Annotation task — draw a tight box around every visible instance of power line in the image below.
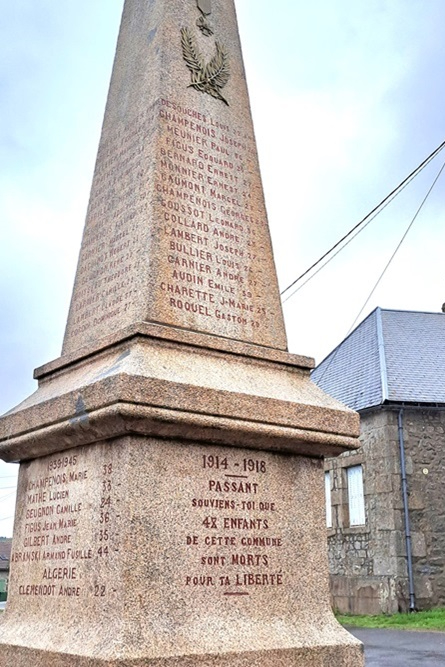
[348,157,445,334]
[281,139,445,301]
[314,156,445,385]
[282,195,399,303]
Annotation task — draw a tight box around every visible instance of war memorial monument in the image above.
[0,1,364,664]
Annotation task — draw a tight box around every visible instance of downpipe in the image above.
[398,408,416,612]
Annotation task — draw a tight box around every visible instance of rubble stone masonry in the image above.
[326,407,445,614]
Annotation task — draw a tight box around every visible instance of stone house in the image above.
[312,308,445,614]
[0,538,11,601]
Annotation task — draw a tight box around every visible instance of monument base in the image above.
[0,643,363,666]
[0,438,363,667]
[0,323,358,461]
[0,329,362,667]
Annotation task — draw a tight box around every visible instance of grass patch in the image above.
[337,608,445,631]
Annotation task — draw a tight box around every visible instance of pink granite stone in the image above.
[0,1,363,664]
[62,0,287,356]
[0,439,363,666]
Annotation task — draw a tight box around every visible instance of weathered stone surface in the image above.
[0,645,364,667]
[0,329,359,464]
[0,440,363,665]
[327,407,445,614]
[0,0,363,664]
[62,0,287,355]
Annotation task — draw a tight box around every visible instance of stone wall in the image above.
[325,407,445,613]
[326,410,408,614]
[403,408,445,609]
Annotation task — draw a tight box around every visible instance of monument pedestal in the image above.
[0,326,362,665]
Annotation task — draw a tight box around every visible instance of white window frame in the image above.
[325,471,332,528]
[347,465,365,526]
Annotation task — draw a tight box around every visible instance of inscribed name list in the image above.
[62,1,286,354]
[9,441,320,624]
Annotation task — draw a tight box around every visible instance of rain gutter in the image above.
[397,408,416,611]
[376,310,416,610]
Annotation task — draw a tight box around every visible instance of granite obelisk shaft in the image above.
[62,0,286,356]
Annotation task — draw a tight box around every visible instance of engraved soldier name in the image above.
[158,99,270,332]
[11,451,118,601]
[69,97,272,341]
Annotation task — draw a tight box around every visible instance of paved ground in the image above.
[347,627,445,666]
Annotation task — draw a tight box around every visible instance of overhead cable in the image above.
[348,157,445,333]
[281,139,445,302]
[315,157,445,386]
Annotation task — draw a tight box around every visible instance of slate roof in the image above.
[0,539,11,570]
[312,308,445,412]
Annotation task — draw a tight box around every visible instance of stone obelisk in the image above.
[0,1,364,665]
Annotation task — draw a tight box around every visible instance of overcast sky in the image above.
[1,0,445,536]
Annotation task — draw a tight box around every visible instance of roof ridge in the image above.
[376,307,389,402]
[380,308,445,316]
